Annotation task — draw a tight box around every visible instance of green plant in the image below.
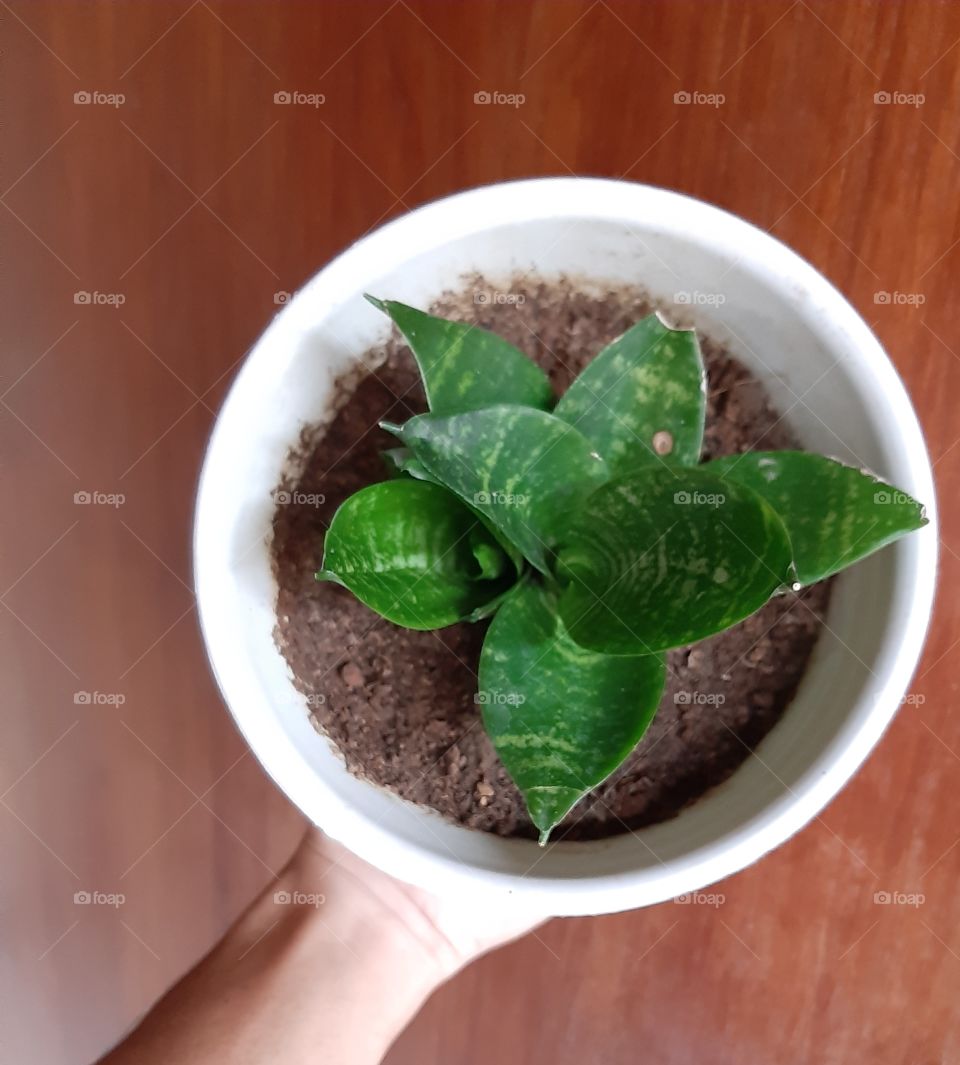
[317,296,928,843]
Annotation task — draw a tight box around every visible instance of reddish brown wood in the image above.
[2,2,959,1062]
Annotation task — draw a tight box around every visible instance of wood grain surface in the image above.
[2,2,959,1062]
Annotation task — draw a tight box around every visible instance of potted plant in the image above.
[311,296,926,844]
[195,179,938,914]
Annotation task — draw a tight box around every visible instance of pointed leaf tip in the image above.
[479,582,665,838]
[363,293,387,311]
[374,299,554,415]
[554,312,705,471]
[705,451,928,585]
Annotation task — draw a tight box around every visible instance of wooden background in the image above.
[3,2,959,1062]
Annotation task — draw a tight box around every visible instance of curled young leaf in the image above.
[382,447,431,480]
[317,480,513,630]
[381,445,525,577]
[705,451,928,586]
[554,313,705,470]
[479,581,666,843]
[366,296,554,414]
[387,405,610,574]
[556,467,794,654]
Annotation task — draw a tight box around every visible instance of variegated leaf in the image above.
[386,405,609,574]
[557,466,793,653]
[317,480,513,629]
[554,313,705,470]
[706,451,928,585]
[479,581,665,843]
[366,296,554,414]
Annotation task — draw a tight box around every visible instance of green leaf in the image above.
[381,446,433,481]
[470,525,506,580]
[318,480,513,630]
[554,313,705,470]
[387,405,610,574]
[380,445,526,577]
[705,451,928,585]
[556,467,794,654]
[478,581,666,843]
[366,296,554,414]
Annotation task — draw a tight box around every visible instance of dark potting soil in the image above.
[272,277,832,841]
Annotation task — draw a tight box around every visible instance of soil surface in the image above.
[272,277,832,841]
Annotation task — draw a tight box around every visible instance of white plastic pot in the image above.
[194,178,938,916]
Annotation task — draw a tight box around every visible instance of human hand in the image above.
[285,826,545,976]
[101,826,544,1065]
